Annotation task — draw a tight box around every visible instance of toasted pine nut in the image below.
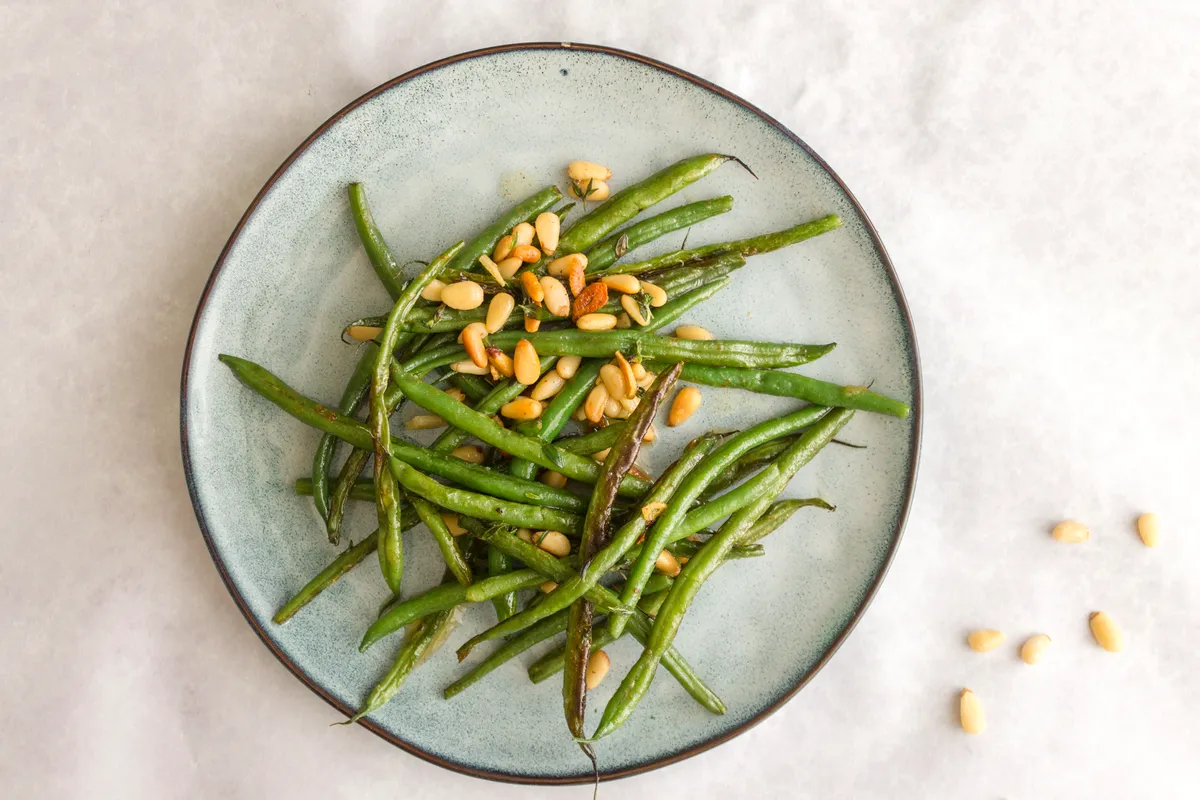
[604,396,624,419]
[600,274,641,294]
[621,294,649,326]
[571,179,610,201]
[535,530,571,558]
[486,292,515,334]
[514,339,541,385]
[631,361,647,380]
[458,322,488,368]
[450,359,489,375]
[1136,513,1161,547]
[640,281,667,307]
[618,395,639,414]
[675,324,713,340]
[451,445,485,464]
[616,311,632,329]
[1051,520,1090,543]
[654,549,682,577]
[547,252,587,278]
[572,406,588,422]
[487,347,515,378]
[567,261,587,297]
[407,414,446,430]
[585,650,611,690]
[643,424,657,443]
[585,384,609,424]
[567,161,612,182]
[493,234,515,262]
[489,366,501,382]
[421,279,447,302]
[441,513,467,536]
[496,257,523,280]
[500,396,543,421]
[520,271,543,305]
[524,315,540,333]
[540,276,571,317]
[959,689,984,734]
[967,630,1006,652]
[591,447,611,462]
[668,386,702,426]
[513,222,535,247]
[535,211,561,254]
[512,244,541,263]
[576,313,617,331]
[599,364,626,401]
[445,387,467,403]
[516,528,534,542]
[1021,634,1051,665]
[540,470,568,489]
[1089,611,1124,652]
[346,325,382,342]
[475,255,504,286]
[641,501,667,523]
[540,581,558,593]
[531,371,566,401]
[441,281,485,310]
[556,355,582,379]
[613,352,637,398]
[636,370,656,389]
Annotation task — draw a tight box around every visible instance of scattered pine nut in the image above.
[540,581,558,593]
[407,414,447,430]
[641,501,667,523]
[512,244,541,263]
[585,650,611,689]
[675,324,713,340]
[1021,634,1051,665]
[493,234,515,262]
[613,351,637,397]
[572,406,588,422]
[535,531,571,558]
[603,395,624,419]
[540,276,571,317]
[512,222,535,247]
[440,281,485,310]
[531,371,566,401]
[571,179,610,201]
[959,689,985,734]
[459,322,489,368]
[599,364,626,401]
[567,161,612,183]
[654,549,682,577]
[450,359,489,375]
[577,312,617,331]
[496,257,523,280]
[477,254,506,285]
[636,370,656,390]
[485,292,515,334]
[556,355,582,379]
[1136,513,1161,547]
[567,261,587,297]
[640,281,667,307]
[540,470,568,489]
[451,445,485,464]
[500,396,543,421]
[421,279,447,302]
[1089,611,1124,652]
[668,386,702,426]
[591,447,611,462]
[967,629,1006,652]
[520,271,544,305]
[444,387,467,403]
[486,347,515,378]
[1051,520,1090,543]
[616,311,632,329]
[516,528,534,542]
[535,211,561,254]
[513,339,541,385]
[346,325,382,342]
[572,282,609,318]
[548,252,587,278]
[585,384,609,424]
[441,513,467,536]
[643,423,657,443]
[631,361,647,380]
[600,274,641,294]
[621,293,649,326]
[618,394,639,414]
[523,315,540,333]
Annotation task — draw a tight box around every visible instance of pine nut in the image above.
[407,414,447,430]
[475,255,504,286]
[616,312,632,329]
[631,361,647,380]
[451,360,489,375]
[540,470,568,489]
[493,234,515,262]
[640,281,667,307]
[637,370,656,389]
[346,325,382,342]
[531,371,566,401]
[514,339,541,385]
[959,689,984,734]
[1136,513,1160,547]
[516,528,534,542]
[445,387,467,403]
[571,179,610,201]
[441,281,485,310]
[540,276,571,317]
[451,445,485,464]
[500,396,543,421]
[556,355,582,379]
[486,292,515,334]
[585,384,609,424]
[572,282,608,318]
[600,274,641,294]
[535,530,571,558]
[1089,611,1124,652]
[675,325,713,340]
[548,252,587,278]
[513,222,535,247]
[540,581,558,593]
[641,501,667,523]
[654,549,681,577]
[599,364,626,400]
[421,279,447,302]
[604,396,624,419]
[458,322,488,368]
[618,395,639,414]
[591,447,611,462]
[576,313,617,331]
[567,161,612,182]
[1051,520,1090,543]
[535,211,560,254]
[512,244,541,263]
[567,261,587,297]
[613,352,637,398]
[585,650,611,690]
[520,271,543,305]
[621,294,649,326]
[441,513,467,536]
[643,423,657,443]
[524,315,540,333]
[668,386,702,426]
[496,257,523,280]
[967,629,1006,652]
[486,347,515,378]
[1021,634,1051,665]
[489,366,501,382]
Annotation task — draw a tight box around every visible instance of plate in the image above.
[181,43,921,784]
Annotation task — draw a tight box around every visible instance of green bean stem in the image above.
[584,196,734,273]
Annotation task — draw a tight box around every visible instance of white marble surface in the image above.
[2,1,1198,797]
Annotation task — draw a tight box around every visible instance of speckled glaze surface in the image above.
[181,44,920,784]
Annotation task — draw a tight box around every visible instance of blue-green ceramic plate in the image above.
[181,43,921,784]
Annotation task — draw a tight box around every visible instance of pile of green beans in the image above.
[218,153,911,747]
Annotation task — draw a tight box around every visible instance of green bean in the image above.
[556,423,626,455]
[698,436,797,502]
[385,370,652,497]
[429,356,557,453]
[610,405,830,639]
[593,214,842,277]
[584,196,734,272]
[638,589,670,616]
[528,627,617,684]
[310,343,377,533]
[449,373,492,402]
[645,362,910,419]
[326,448,371,544]
[487,547,517,622]
[347,183,405,300]
[444,609,572,699]
[557,154,743,254]
[443,186,562,274]
[594,409,854,739]
[667,539,765,561]
[742,498,834,544]
[409,495,473,587]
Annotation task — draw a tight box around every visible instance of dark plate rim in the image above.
[179,41,923,786]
